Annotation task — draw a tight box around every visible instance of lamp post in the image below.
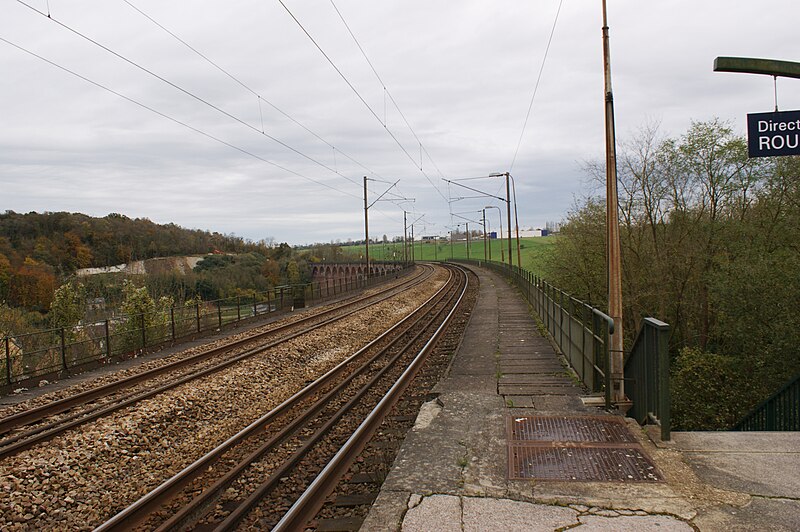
[485,215,492,261]
[509,174,522,269]
[602,0,624,403]
[489,172,514,270]
[485,205,504,263]
[363,176,370,276]
[403,211,408,264]
[482,209,488,261]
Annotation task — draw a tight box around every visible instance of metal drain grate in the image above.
[508,444,663,481]
[506,415,663,482]
[509,415,636,443]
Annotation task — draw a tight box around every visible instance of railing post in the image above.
[105,319,111,358]
[60,327,68,371]
[140,314,147,349]
[604,318,612,408]
[5,336,12,385]
[658,323,671,441]
[567,297,574,370]
[217,300,223,329]
[170,308,176,341]
[253,292,258,316]
[236,296,241,322]
[196,304,201,333]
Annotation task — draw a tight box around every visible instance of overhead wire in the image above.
[14,0,362,190]
[328,0,448,182]
[276,0,449,202]
[0,35,360,201]
[120,0,386,185]
[509,0,565,172]
[328,0,451,186]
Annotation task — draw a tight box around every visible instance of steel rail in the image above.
[273,264,469,531]
[158,268,460,531]
[0,265,429,436]
[213,267,466,531]
[93,265,456,532]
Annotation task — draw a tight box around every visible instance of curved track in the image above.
[94,263,469,532]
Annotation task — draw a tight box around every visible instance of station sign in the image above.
[747,110,800,158]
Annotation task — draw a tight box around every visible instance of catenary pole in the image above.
[602,0,624,403]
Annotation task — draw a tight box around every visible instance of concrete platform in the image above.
[360,265,800,531]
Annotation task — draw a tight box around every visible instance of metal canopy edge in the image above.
[714,57,800,79]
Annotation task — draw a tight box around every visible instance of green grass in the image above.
[341,236,557,275]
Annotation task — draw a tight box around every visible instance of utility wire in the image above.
[0,36,360,201]
[277,0,449,202]
[328,0,450,186]
[15,0,359,189]
[121,0,385,185]
[509,0,565,171]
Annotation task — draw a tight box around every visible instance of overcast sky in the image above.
[2,0,798,245]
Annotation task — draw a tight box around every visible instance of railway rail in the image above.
[94,263,469,531]
[0,265,432,459]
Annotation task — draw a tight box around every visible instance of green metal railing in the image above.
[625,318,671,441]
[1,264,408,391]
[734,373,800,431]
[453,259,615,407]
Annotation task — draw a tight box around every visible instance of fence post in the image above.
[237,296,241,322]
[170,308,176,341]
[105,319,111,358]
[658,325,671,441]
[567,297,574,369]
[217,300,223,329]
[604,317,612,408]
[196,304,201,333]
[253,292,258,316]
[140,314,147,350]
[60,327,68,371]
[5,337,11,385]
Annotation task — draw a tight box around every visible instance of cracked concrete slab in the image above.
[462,497,578,531]
[578,513,694,530]
[401,494,461,532]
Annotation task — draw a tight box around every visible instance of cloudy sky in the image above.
[2,0,798,244]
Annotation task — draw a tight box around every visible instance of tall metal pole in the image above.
[411,224,415,262]
[511,175,522,269]
[450,230,454,259]
[487,218,492,261]
[602,0,624,403]
[482,209,488,261]
[403,211,408,264]
[466,222,470,260]
[363,176,370,277]
[505,173,513,269]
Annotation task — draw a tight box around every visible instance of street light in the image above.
[484,205,504,263]
[482,209,488,261]
[489,173,513,269]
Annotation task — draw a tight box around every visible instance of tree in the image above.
[50,282,87,331]
[544,119,798,429]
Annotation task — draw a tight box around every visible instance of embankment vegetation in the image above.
[542,119,800,429]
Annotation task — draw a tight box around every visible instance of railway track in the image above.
[0,265,432,459]
[93,263,470,531]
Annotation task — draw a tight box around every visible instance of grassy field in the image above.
[340,236,556,276]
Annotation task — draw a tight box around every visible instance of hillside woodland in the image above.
[543,119,800,429]
[0,211,319,334]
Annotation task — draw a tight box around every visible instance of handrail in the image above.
[452,259,615,408]
[625,317,671,441]
[734,373,800,431]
